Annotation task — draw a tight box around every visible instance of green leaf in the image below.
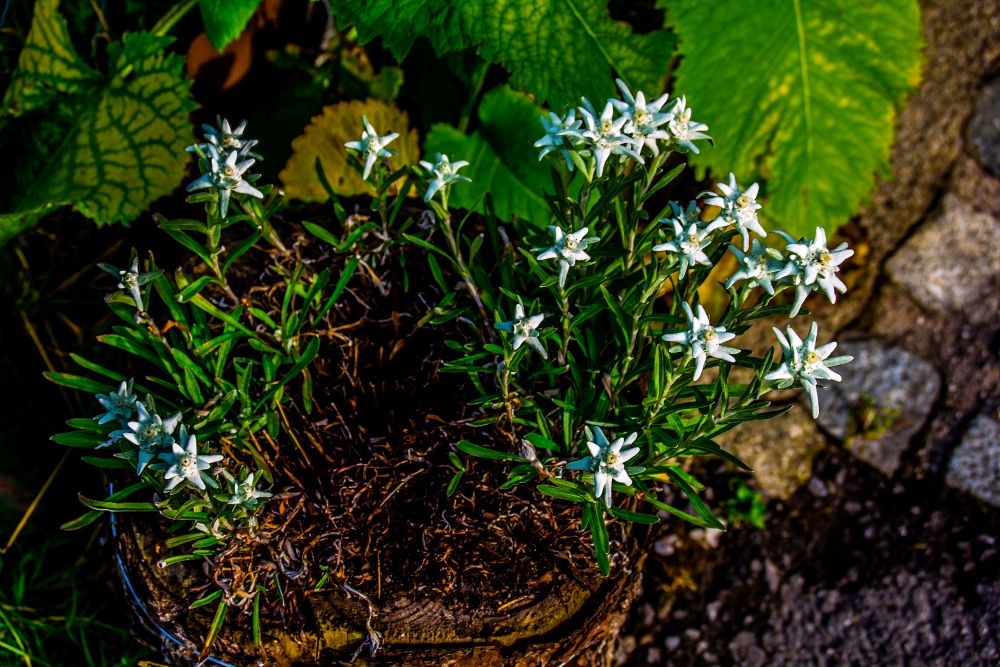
[668,0,922,237]
[0,0,196,243]
[43,372,111,394]
[199,0,262,51]
[455,440,524,462]
[607,506,660,524]
[424,86,549,224]
[333,0,675,107]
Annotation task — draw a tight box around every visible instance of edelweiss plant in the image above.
[49,78,855,656]
[395,78,854,573]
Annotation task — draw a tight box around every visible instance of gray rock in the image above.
[885,193,1000,324]
[967,76,1000,176]
[816,339,940,476]
[946,414,1000,507]
[716,404,826,500]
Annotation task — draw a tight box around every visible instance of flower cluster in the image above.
[94,379,271,515]
[534,79,710,177]
[535,225,601,288]
[765,323,853,418]
[98,255,162,315]
[187,118,264,218]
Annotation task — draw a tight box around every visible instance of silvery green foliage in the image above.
[566,426,641,506]
[495,303,547,359]
[661,302,740,381]
[773,227,855,316]
[344,115,399,180]
[419,153,471,203]
[703,172,766,251]
[535,225,600,288]
[764,322,853,418]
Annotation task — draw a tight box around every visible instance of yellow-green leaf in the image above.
[0,0,196,244]
[279,98,420,201]
[668,0,923,237]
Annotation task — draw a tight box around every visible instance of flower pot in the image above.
[106,227,654,665]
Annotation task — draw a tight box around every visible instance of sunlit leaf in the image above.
[0,0,196,244]
[668,0,923,237]
[280,98,420,201]
[199,0,262,51]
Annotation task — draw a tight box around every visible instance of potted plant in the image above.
[51,79,853,665]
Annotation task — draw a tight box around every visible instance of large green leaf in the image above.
[332,0,676,108]
[0,0,196,244]
[199,0,262,51]
[667,0,923,237]
[424,86,549,225]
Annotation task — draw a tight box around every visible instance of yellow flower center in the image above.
[634,110,648,124]
[223,165,237,178]
[703,329,717,342]
[600,119,613,134]
[605,452,619,466]
[805,351,821,366]
[221,133,235,146]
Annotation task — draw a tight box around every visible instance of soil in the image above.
[116,218,653,665]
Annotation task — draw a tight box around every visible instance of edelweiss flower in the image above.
[188,117,258,159]
[161,426,223,492]
[665,96,710,154]
[579,99,642,177]
[764,322,852,418]
[535,225,600,288]
[227,471,273,510]
[610,79,672,155]
[95,379,136,425]
[773,227,854,316]
[186,144,263,218]
[123,402,182,474]
[99,256,162,313]
[661,302,739,381]
[725,239,785,295]
[652,219,712,279]
[534,109,584,170]
[494,303,547,359]
[704,173,766,251]
[419,153,471,203]
[344,115,399,180]
[566,426,641,506]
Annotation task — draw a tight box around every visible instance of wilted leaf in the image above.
[280,99,420,201]
[332,0,675,108]
[0,0,196,244]
[668,0,923,237]
[199,0,262,51]
[424,86,549,225]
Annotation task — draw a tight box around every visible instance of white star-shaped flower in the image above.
[661,302,739,381]
[773,227,855,316]
[494,303,547,359]
[344,115,399,180]
[764,322,852,418]
[566,426,642,507]
[704,173,766,251]
[535,225,600,288]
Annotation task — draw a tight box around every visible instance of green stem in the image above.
[152,0,197,37]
